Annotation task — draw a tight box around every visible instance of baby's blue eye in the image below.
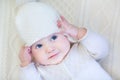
[36,44,42,48]
[51,35,57,40]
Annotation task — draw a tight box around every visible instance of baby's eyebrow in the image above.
[49,33,57,37]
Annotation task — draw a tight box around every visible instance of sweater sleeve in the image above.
[20,62,42,80]
[80,29,109,61]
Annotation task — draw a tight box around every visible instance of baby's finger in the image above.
[57,20,61,28]
[60,16,66,21]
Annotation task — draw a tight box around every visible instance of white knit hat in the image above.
[16,2,60,46]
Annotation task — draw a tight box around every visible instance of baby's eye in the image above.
[36,44,42,48]
[51,35,57,41]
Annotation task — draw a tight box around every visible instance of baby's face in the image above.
[31,33,70,66]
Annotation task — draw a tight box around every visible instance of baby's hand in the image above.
[19,46,32,67]
[57,16,87,40]
[57,16,79,39]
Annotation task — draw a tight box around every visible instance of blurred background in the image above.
[0,0,120,80]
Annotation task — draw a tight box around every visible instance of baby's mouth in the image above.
[48,53,59,59]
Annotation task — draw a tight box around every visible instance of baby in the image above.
[16,2,112,80]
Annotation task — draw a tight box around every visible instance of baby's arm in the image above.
[19,46,42,80]
[80,30,109,61]
[20,63,42,80]
[58,16,109,60]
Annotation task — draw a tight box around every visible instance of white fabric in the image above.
[16,2,60,46]
[20,63,42,80]
[20,30,112,80]
[80,29,109,61]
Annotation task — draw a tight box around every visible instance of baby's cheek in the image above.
[35,55,45,63]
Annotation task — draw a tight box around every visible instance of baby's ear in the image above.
[29,46,32,55]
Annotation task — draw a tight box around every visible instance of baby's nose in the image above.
[46,44,55,53]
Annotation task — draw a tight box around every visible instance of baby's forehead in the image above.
[47,32,62,37]
[46,31,64,37]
